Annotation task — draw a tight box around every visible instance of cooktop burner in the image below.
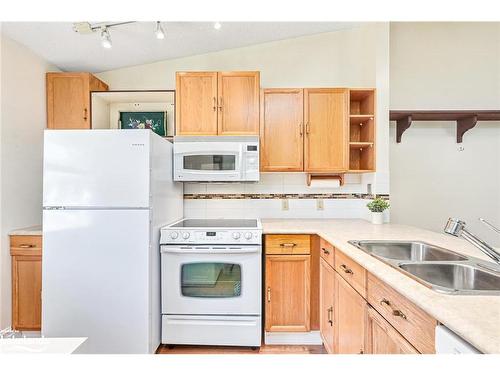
[171,219,259,228]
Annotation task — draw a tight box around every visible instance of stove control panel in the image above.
[161,229,262,245]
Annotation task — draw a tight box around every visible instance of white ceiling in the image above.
[1,22,360,72]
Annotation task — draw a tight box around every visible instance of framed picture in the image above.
[119,111,167,137]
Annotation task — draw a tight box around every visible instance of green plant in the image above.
[367,197,390,213]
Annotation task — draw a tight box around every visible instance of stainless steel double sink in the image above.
[348,240,500,295]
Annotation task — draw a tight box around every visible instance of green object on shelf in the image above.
[119,111,166,137]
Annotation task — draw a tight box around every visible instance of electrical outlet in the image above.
[281,199,289,211]
[316,199,324,211]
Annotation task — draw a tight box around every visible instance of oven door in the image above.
[161,245,261,315]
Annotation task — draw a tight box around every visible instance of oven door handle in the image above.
[161,247,261,255]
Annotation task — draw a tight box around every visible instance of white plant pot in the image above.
[371,212,384,225]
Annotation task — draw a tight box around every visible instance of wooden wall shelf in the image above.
[390,110,500,143]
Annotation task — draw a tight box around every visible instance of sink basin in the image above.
[399,263,500,294]
[349,240,468,262]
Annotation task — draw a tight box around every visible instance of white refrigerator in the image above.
[41,129,183,354]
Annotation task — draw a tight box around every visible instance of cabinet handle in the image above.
[327,306,333,326]
[305,122,310,135]
[83,108,88,120]
[299,123,303,136]
[19,244,35,248]
[380,298,407,320]
[340,264,353,274]
[267,287,271,302]
[279,243,297,248]
[218,96,223,111]
[213,97,217,111]
[321,247,330,255]
[359,349,364,354]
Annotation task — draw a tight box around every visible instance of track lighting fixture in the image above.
[214,22,222,30]
[155,21,165,39]
[100,27,112,49]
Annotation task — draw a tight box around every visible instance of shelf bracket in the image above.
[456,115,478,143]
[396,115,412,143]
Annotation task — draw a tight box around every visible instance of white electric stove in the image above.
[160,219,262,347]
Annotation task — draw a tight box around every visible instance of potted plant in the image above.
[367,197,390,225]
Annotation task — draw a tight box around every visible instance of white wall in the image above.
[0,32,60,329]
[98,24,391,219]
[389,22,500,246]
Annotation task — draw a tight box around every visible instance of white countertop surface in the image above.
[261,219,500,354]
[9,225,42,236]
[0,337,86,354]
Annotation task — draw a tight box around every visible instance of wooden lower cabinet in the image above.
[335,272,366,354]
[319,258,335,353]
[10,235,42,331]
[265,255,310,332]
[365,306,419,354]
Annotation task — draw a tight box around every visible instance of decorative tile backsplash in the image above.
[183,173,390,221]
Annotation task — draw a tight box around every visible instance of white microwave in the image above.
[173,136,260,182]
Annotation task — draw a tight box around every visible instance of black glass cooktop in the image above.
[171,219,259,228]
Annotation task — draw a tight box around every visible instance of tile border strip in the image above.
[184,193,390,200]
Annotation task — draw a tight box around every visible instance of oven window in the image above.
[181,263,241,298]
[183,155,236,171]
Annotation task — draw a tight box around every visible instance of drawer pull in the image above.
[327,306,333,326]
[19,244,35,248]
[322,247,330,255]
[380,298,407,320]
[267,287,271,302]
[279,243,297,248]
[340,264,353,274]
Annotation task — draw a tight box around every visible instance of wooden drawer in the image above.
[10,235,42,256]
[367,273,437,354]
[265,234,310,255]
[334,249,366,297]
[319,237,335,268]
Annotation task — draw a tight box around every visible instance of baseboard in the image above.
[264,331,322,345]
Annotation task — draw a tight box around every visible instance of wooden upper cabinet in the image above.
[265,255,310,332]
[218,72,260,135]
[175,71,260,136]
[366,306,419,354]
[46,72,108,129]
[304,88,349,172]
[260,89,304,171]
[175,72,218,135]
[335,272,366,354]
[319,258,335,354]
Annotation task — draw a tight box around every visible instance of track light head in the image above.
[214,22,222,30]
[101,27,112,49]
[155,21,165,40]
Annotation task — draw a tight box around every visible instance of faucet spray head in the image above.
[444,218,466,237]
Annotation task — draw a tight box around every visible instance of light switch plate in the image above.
[281,199,289,211]
[316,199,324,211]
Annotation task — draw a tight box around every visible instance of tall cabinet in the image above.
[175,71,260,136]
[46,72,108,129]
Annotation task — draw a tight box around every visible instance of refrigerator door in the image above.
[42,209,152,354]
[43,130,150,208]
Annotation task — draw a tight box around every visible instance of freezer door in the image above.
[43,130,150,208]
[42,209,154,354]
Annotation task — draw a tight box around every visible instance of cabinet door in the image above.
[335,272,366,354]
[319,258,335,353]
[365,307,419,354]
[217,72,260,135]
[175,72,218,135]
[12,256,42,330]
[260,89,304,171]
[47,73,91,129]
[265,255,310,332]
[304,88,348,172]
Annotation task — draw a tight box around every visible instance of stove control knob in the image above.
[244,232,253,240]
[170,231,179,239]
[232,232,241,240]
[182,232,190,239]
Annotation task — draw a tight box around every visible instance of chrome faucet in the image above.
[444,218,500,264]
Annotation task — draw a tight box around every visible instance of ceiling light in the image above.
[155,21,165,40]
[101,27,112,49]
[214,22,222,30]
